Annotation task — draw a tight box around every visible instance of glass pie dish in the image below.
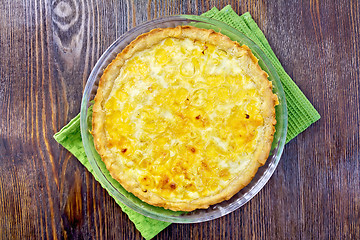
[80,15,288,223]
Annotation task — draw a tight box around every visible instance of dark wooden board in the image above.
[0,0,359,239]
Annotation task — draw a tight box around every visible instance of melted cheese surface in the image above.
[103,38,264,201]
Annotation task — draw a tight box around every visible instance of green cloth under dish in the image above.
[54,6,320,240]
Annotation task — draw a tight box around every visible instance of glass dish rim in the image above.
[80,15,288,223]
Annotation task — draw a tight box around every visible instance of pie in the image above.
[92,26,278,211]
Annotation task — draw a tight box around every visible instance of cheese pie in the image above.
[92,26,278,211]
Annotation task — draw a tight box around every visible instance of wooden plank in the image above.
[0,0,358,239]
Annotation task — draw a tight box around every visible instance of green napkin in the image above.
[54,6,320,240]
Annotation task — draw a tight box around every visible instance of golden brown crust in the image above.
[92,26,277,211]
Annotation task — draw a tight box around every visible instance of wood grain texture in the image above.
[0,0,359,239]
